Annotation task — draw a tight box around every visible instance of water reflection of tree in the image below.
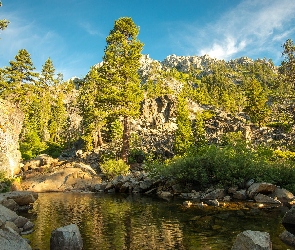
[26,193,186,250]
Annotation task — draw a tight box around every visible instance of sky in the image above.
[0,0,295,80]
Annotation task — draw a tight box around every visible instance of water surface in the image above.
[23,192,293,250]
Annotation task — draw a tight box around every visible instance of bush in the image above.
[0,171,13,193]
[100,159,130,179]
[147,142,295,193]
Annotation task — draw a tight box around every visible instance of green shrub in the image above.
[100,159,130,179]
[148,143,295,193]
[0,171,13,193]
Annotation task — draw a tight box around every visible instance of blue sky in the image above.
[1,0,295,80]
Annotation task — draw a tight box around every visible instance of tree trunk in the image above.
[121,116,130,163]
[97,127,103,146]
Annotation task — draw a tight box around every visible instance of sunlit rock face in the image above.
[0,99,24,177]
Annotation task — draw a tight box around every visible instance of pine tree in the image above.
[98,17,144,162]
[244,78,270,126]
[4,49,38,103]
[174,92,194,155]
[78,67,107,151]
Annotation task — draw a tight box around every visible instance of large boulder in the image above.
[0,99,24,177]
[0,229,31,250]
[0,191,38,206]
[247,183,276,199]
[50,224,83,250]
[231,230,272,250]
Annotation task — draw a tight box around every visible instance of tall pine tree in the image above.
[98,17,144,162]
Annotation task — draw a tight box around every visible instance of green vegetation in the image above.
[145,138,295,193]
[100,159,130,179]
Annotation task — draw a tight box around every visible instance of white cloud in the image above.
[173,0,295,62]
[79,21,104,37]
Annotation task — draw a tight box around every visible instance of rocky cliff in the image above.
[0,99,24,177]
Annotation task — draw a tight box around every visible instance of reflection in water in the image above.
[23,192,290,250]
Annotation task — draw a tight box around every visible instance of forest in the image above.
[1,13,295,192]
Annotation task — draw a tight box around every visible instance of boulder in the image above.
[202,189,226,200]
[270,187,294,204]
[0,229,32,250]
[50,224,83,250]
[279,230,295,247]
[282,206,295,235]
[247,183,276,199]
[231,230,272,250]
[0,204,19,222]
[254,194,281,204]
[232,190,247,200]
[0,191,38,206]
[2,198,19,211]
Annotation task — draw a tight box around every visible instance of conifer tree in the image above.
[4,49,38,102]
[174,92,194,155]
[244,78,270,126]
[98,17,144,162]
[280,39,295,91]
[78,67,107,151]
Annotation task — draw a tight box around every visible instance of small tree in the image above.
[244,78,270,126]
[174,92,194,155]
[98,17,144,162]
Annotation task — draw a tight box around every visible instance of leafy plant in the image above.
[100,159,130,179]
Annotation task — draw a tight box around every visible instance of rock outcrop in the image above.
[0,99,24,177]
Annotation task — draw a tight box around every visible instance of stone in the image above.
[23,220,34,232]
[282,206,295,235]
[204,199,219,206]
[231,230,272,250]
[233,190,247,200]
[0,228,32,250]
[157,191,173,198]
[202,189,226,200]
[270,187,294,203]
[254,193,281,204]
[2,198,19,211]
[13,216,29,228]
[0,191,37,206]
[3,220,21,234]
[139,179,153,191]
[0,204,19,222]
[50,224,83,250]
[247,183,276,199]
[279,230,295,247]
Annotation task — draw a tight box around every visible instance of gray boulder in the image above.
[0,204,19,222]
[270,187,294,204]
[0,229,31,250]
[202,188,226,200]
[231,230,272,250]
[50,224,83,250]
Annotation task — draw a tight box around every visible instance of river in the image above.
[22,192,292,249]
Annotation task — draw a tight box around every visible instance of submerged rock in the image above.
[231,230,272,250]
